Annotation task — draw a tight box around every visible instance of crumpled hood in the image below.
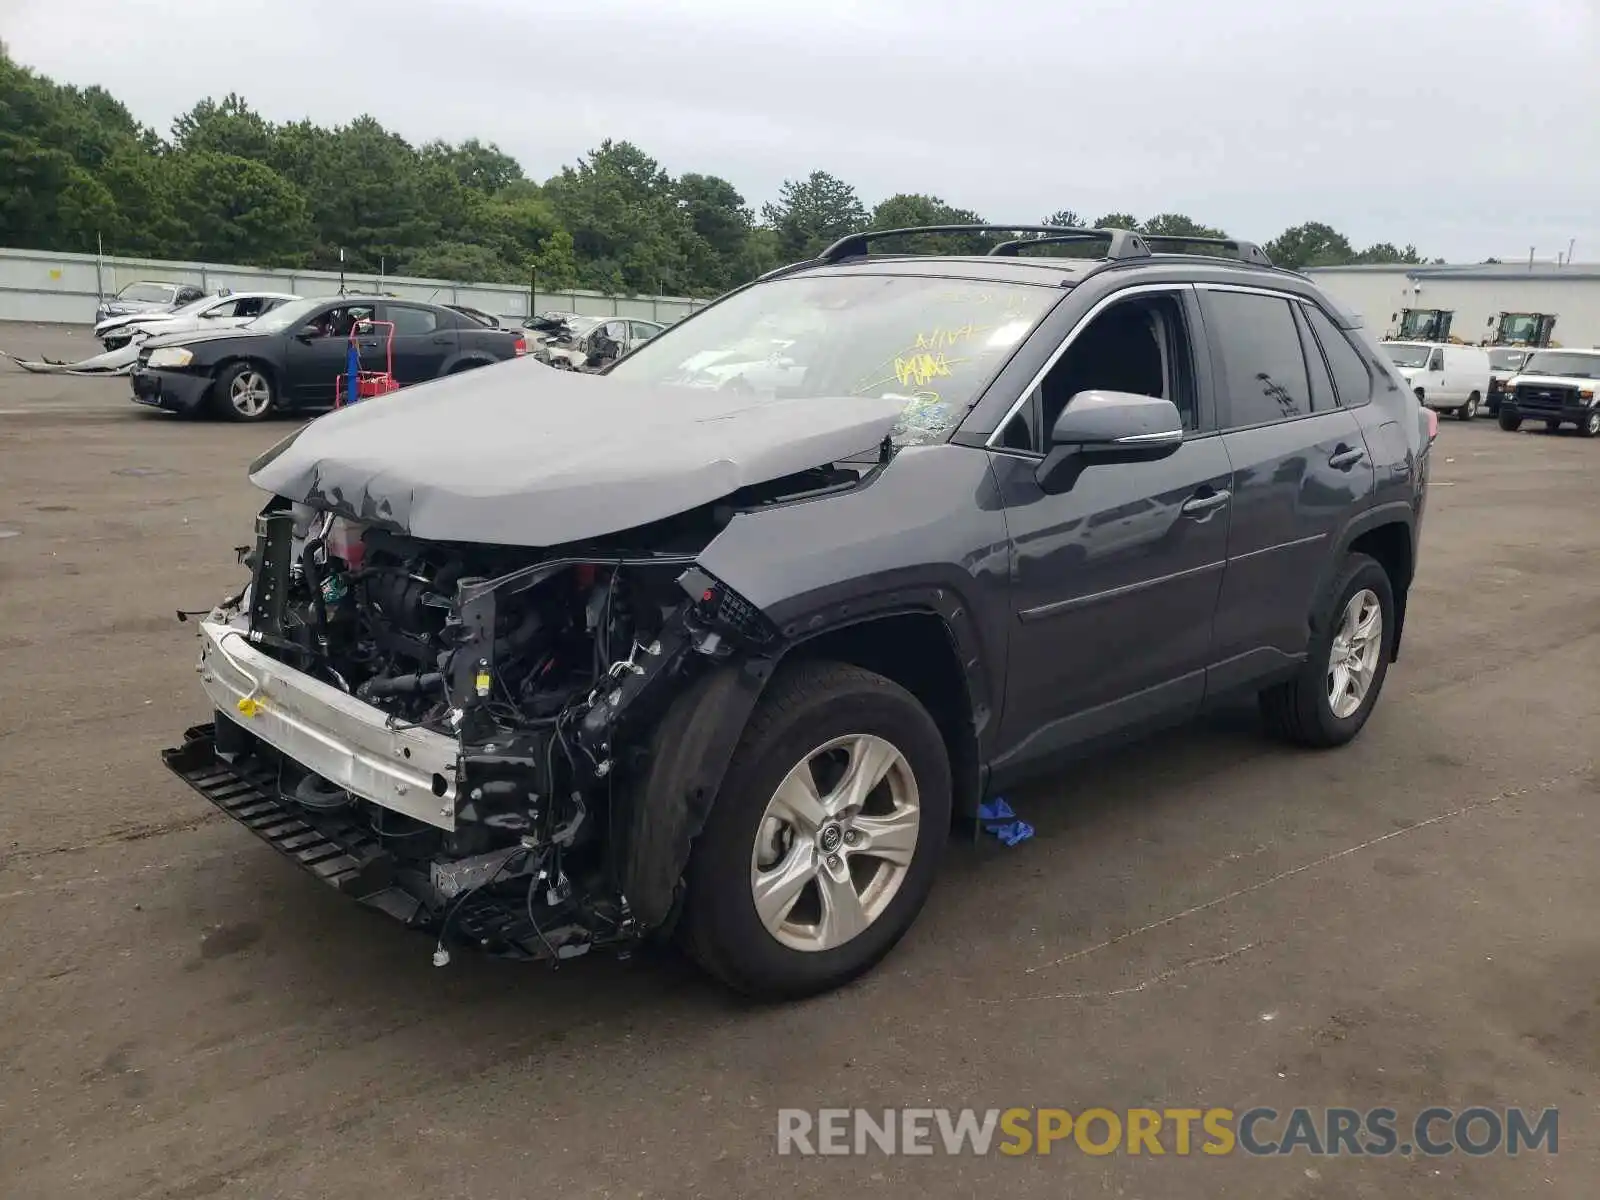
[248,358,903,546]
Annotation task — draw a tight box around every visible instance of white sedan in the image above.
[95,291,300,350]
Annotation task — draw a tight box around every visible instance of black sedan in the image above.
[130,296,527,421]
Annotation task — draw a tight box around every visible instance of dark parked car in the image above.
[446,303,501,328]
[163,225,1433,998]
[130,295,527,421]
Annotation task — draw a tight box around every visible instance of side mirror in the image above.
[1036,390,1183,494]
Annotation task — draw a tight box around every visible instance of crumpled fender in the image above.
[615,658,772,930]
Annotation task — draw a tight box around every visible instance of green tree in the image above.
[676,172,753,291]
[867,193,989,253]
[420,137,524,194]
[1091,212,1142,231]
[544,140,693,293]
[761,170,867,258]
[294,117,437,271]
[531,228,580,291]
[1264,222,1355,270]
[1043,209,1083,228]
[732,225,786,280]
[98,147,183,255]
[170,152,312,265]
[171,94,274,161]
[402,240,517,283]
[1353,241,1425,265]
[1142,213,1227,239]
[0,52,1448,298]
[0,134,116,250]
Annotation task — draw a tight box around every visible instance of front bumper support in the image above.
[164,724,581,959]
[196,616,460,830]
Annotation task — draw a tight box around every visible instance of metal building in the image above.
[1305,262,1600,348]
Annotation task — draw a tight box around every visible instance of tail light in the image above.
[513,334,527,357]
[1424,408,1438,442]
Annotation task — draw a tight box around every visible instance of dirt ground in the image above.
[0,321,1596,1200]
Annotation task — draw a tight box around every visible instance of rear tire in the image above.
[1458,392,1478,421]
[1259,553,1395,749]
[681,662,951,1000]
[1498,411,1522,432]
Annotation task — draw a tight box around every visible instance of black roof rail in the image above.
[818,224,1153,264]
[987,233,1145,257]
[1140,235,1273,266]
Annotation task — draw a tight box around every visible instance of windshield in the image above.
[246,297,327,333]
[1383,344,1434,369]
[116,282,174,304]
[606,274,1060,445]
[1488,349,1527,372]
[164,295,218,318]
[1522,351,1600,379]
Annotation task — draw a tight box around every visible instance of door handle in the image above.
[1181,488,1231,516]
[359,339,380,349]
[431,335,451,344]
[1329,445,1366,470]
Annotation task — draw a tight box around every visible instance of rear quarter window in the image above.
[1302,304,1378,408]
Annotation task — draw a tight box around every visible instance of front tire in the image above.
[1498,410,1522,432]
[1259,553,1395,749]
[212,362,276,422]
[682,662,952,999]
[1580,410,1600,438]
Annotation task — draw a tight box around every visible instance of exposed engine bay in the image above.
[176,459,870,966]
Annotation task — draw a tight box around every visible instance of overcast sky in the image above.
[6,0,1598,262]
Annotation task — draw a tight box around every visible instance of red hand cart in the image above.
[334,319,401,408]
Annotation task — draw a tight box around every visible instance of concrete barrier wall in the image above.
[0,246,707,326]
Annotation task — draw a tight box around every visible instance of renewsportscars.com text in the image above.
[776,1106,1559,1158]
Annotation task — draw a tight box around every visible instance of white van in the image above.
[1381,341,1492,421]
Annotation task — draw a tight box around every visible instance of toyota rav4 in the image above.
[164,225,1433,999]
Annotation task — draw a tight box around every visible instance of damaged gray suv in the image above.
[166,225,1433,999]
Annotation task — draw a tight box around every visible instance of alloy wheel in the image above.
[229,370,272,418]
[749,733,920,953]
[1328,589,1383,719]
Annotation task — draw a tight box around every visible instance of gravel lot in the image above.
[1,321,1596,1200]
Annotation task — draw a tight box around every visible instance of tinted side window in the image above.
[387,306,439,335]
[1302,305,1375,407]
[1293,304,1336,412]
[1205,291,1311,427]
[997,289,1199,452]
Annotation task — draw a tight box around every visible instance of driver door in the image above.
[989,285,1232,770]
[283,303,375,406]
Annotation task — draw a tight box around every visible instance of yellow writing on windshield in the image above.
[894,352,956,388]
[916,325,982,350]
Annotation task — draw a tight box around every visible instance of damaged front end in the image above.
[166,495,796,964]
